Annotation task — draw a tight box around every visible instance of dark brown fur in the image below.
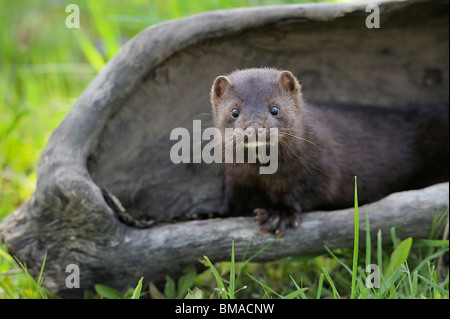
[211,68,449,235]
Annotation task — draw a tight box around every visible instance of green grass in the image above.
[178,179,448,300]
[147,215,448,300]
[149,179,449,300]
[0,0,448,299]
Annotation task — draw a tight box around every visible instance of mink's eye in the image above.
[231,108,240,118]
[270,106,279,116]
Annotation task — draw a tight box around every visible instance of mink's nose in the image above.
[245,125,264,139]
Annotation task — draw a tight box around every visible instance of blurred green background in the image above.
[0,0,344,220]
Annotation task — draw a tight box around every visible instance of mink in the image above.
[210,68,449,235]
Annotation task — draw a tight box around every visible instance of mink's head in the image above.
[211,68,303,136]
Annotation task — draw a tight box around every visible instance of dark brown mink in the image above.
[210,67,449,235]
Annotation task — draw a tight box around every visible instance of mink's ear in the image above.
[211,76,231,100]
[277,70,300,94]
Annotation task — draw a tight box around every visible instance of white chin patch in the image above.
[244,141,267,148]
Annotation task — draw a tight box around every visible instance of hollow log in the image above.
[1,183,448,298]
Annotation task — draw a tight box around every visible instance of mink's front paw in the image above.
[253,208,301,236]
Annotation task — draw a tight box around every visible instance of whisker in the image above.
[192,138,219,163]
[278,130,326,152]
[277,138,313,175]
[192,112,212,119]
[302,108,318,116]
[279,126,320,138]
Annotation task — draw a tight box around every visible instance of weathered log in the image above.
[1,183,448,298]
[0,0,448,298]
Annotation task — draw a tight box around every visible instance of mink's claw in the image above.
[254,208,269,225]
[253,208,301,236]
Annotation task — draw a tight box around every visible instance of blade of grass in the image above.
[241,237,253,262]
[412,271,418,297]
[164,275,176,298]
[0,244,14,262]
[86,1,120,60]
[412,246,449,274]
[176,265,196,299]
[237,236,279,281]
[390,226,400,249]
[322,267,340,299]
[283,288,308,299]
[289,275,308,299]
[35,252,47,299]
[324,246,352,276]
[377,229,383,272]
[429,207,449,239]
[388,268,405,299]
[385,237,413,278]
[412,239,449,248]
[14,255,47,299]
[149,282,166,299]
[316,273,324,299]
[73,28,106,73]
[379,266,403,299]
[247,273,283,298]
[365,211,371,268]
[358,279,367,299]
[403,261,414,297]
[131,277,143,299]
[350,176,359,299]
[229,240,235,299]
[95,284,122,299]
[203,255,228,299]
